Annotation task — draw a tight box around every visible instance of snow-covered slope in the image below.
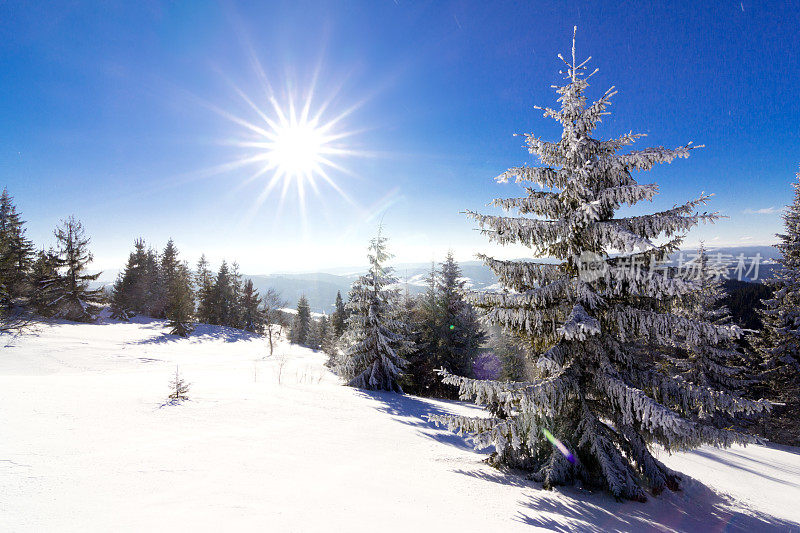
[2,319,799,532]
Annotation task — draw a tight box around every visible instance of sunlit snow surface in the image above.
[2,317,799,532]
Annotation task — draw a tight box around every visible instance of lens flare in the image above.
[542,428,576,464]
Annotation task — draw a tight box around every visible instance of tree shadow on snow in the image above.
[509,472,800,532]
[134,323,261,345]
[446,451,800,531]
[689,448,800,488]
[354,390,491,453]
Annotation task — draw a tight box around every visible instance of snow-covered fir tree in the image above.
[48,216,104,322]
[340,229,412,392]
[430,31,769,501]
[672,244,752,396]
[752,168,800,445]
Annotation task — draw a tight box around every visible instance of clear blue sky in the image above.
[1,1,798,273]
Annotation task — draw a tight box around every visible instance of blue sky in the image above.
[1,1,798,273]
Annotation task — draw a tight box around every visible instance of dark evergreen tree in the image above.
[331,290,346,337]
[403,256,487,398]
[436,252,487,394]
[29,248,61,318]
[109,239,152,319]
[49,216,104,322]
[206,261,234,326]
[229,262,245,329]
[194,254,214,324]
[240,279,263,333]
[159,240,194,337]
[290,295,312,346]
[143,247,163,318]
[308,314,329,351]
[0,189,34,309]
[403,264,440,395]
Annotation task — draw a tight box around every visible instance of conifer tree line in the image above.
[111,240,290,338]
[1,189,104,329]
[288,290,347,357]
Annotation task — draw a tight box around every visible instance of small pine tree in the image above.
[49,217,104,322]
[752,168,800,445]
[167,366,190,403]
[341,229,412,392]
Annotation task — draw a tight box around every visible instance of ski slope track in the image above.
[2,318,799,532]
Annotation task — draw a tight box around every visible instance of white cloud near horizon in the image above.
[743,206,783,215]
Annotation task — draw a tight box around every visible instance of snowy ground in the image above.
[2,318,800,532]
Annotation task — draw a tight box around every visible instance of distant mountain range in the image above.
[94,245,781,314]
[247,245,782,313]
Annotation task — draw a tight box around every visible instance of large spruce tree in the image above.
[752,169,800,445]
[430,32,768,501]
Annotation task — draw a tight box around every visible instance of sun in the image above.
[202,69,370,226]
[268,121,325,178]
